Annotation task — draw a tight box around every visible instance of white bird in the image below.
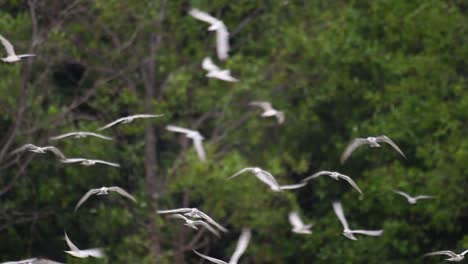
[10,144,66,159]
[50,131,113,141]
[97,114,163,131]
[302,171,362,194]
[0,258,38,264]
[168,214,220,237]
[74,186,136,211]
[60,158,120,167]
[289,211,313,234]
[193,228,251,264]
[340,135,406,164]
[229,167,306,192]
[0,35,35,63]
[157,207,227,232]
[249,101,285,124]
[189,8,230,60]
[424,250,468,262]
[332,201,383,240]
[202,57,238,82]
[392,190,434,204]
[64,232,104,258]
[166,125,206,162]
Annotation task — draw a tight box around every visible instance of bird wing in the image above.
[49,132,77,140]
[169,213,190,222]
[74,189,100,211]
[42,146,66,159]
[332,201,350,230]
[197,210,228,232]
[84,132,114,140]
[202,57,220,72]
[229,228,251,264]
[10,144,37,155]
[289,211,305,228]
[193,250,227,264]
[461,249,468,256]
[60,158,86,164]
[376,135,406,159]
[80,248,104,258]
[279,182,308,190]
[338,174,363,194]
[0,35,16,56]
[189,8,221,26]
[16,54,35,58]
[64,232,80,252]
[414,195,435,200]
[129,114,163,119]
[108,186,136,202]
[93,160,121,167]
[216,26,229,60]
[249,101,273,111]
[275,111,285,124]
[228,168,252,179]
[392,190,412,200]
[301,171,332,182]
[350,229,383,236]
[157,208,192,214]
[192,137,207,162]
[1,258,38,264]
[166,125,195,135]
[193,220,220,237]
[255,170,281,190]
[209,70,238,82]
[424,250,457,258]
[340,138,368,164]
[97,117,127,131]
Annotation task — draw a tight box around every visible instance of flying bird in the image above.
[74,186,136,211]
[193,228,251,264]
[189,8,230,60]
[50,131,113,141]
[10,144,66,159]
[249,101,285,124]
[168,214,220,237]
[64,232,104,258]
[392,190,434,204]
[340,135,405,164]
[332,201,383,240]
[202,57,238,82]
[60,158,120,168]
[289,211,313,234]
[98,114,163,131]
[0,258,38,264]
[0,35,35,63]
[157,207,227,232]
[302,171,362,194]
[229,167,306,192]
[424,250,468,262]
[166,125,206,162]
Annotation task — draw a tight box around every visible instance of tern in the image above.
[50,131,113,141]
[202,57,238,82]
[392,190,434,204]
[249,101,285,124]
[332,201,383,240]
[74,186,136,211]
[64,232,104,258]
[157,207,227,232]
[60,158,120,168]
[98,114,163,131]
[166,125,206,162]
[302,171,362,194]
[193,228,251,264]
[229,167,307,192]
[168,214,220,237]
[340,135,406,164]
[424,250,468,262]
[10,144,66,159]
[289,211,313,234]
[189,8,230,60]
[0,35,35,63]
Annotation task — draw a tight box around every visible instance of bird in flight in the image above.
[0,35,35,63]
[168,214,220,237]
[166,125,207,162]
[98,114,163,131]
[189,8,230,60]
[289,211,313,234]
[302,171,362,195]
[64,232,104,259]
[50,131,113,141]
[332,201,383,240]
[60,158,120,168]
[340,135,406,164]
[74,186,136,211]
[424,249,468,262]
[229,167,307,192]
[202,57,238,82]
[193,228,251,264]
[157,207,227,232]
[249,101,285,124]
[10,144,66,159]
[0,258,38,264]
[392,190,434,204]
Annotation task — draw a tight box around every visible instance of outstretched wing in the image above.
[108,186,136,202]
[169,213,191,222]
[129,114,163,119]
[157,208,192,214]
[193,220,220,237]
[340,138,368,164]
[301,171,333,182]
[338,174,363,194]
[192,137,207,162]
[74,189,100,211]
[60,158,86,164]
[392,190,412,200]
[376,135,406,159]
[279,182,307,190]
[43,146,66,159]
[10,144,36,155]
[202,57,220,72]
[189,8,221,26]
[64,232,80,252]
[424,250,457,258]
[414,195,434,200]
[289,211,305,228]
[50,132,78,140]
[228,168,253,179]
[193,250,227,264]
[166,125,195,135]
[93,160,121,168]
[80,248,104,258]
[249,101,272,112]
[197,210,228,232]
[351,229,383,236]
[97,117,127,131]
[229,228,251,264]
[332,201,350,230]
[216,26,229,60]
[84,132,114,140]
[0,34,16,56]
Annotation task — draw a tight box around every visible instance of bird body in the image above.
[10,144,66,159]
[50,131,113,141]
[60,158,120,168]
[289,211,313,234]
[98,114,163,131]
[0,35,35,63]
[202,57,238,82]
[340,135,405,164]
[74,186,136,211]
[166,125,206,162]
[249,101,285,124]
[230,167,307,192]
[302,171,362,194]
[424,250,468,262]
[332,201,383,240]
